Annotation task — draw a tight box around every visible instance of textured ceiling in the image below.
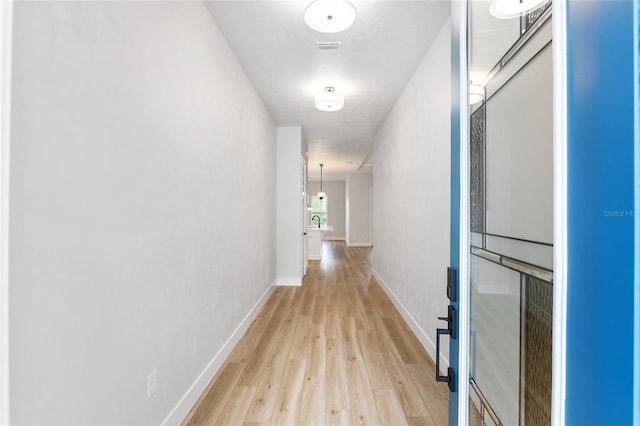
[204,1,450,180]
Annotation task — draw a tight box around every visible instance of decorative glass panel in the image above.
[470,105,486,235]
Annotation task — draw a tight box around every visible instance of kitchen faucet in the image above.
[311,215,321,228]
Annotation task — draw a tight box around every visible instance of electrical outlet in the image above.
[147,369,158,398]
[387,264,390,273]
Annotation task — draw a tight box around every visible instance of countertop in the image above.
[307,225,334,232]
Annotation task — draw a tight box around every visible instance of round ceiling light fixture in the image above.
[304,0,357,33]
[315,87,344,112]
[469,84,485,105]
[489,0,547,19]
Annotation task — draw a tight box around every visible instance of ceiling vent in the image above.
[317,42,342,52]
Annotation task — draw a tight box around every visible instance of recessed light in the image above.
[304,0,357,34]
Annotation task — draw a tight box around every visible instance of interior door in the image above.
[467,1,554,425]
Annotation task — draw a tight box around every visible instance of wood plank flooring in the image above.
[183,242,448,426]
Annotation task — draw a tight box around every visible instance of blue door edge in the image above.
[449,0,460,421]
[449,1,469,424]
[635,0,640,422]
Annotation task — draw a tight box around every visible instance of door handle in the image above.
[435,305,456,392]
[436,328,455,391]
[438,305,456,339]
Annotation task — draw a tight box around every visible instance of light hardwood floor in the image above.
[182,242,448,426]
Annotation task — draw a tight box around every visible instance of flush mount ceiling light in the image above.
[469,84,485,105]
[315,87,344,112]
[304,0,357,33]
[489,0,547,19]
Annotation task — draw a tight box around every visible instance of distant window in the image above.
[310,195,327,227]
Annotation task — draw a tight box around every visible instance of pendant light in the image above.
[317,164,326,200]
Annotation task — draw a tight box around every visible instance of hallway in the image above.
[3,1,638,423]
[183,242,448,426]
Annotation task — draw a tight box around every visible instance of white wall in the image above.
[372,19,451,365]
[9,2,276,425]
[346,174,373,246]
[307,180,346,240]
[276,127,303,285]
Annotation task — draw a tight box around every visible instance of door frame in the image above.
[551,0,567,423]
[301,156,307,277]
[0,0,13,423]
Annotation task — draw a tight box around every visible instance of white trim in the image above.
[347,242,372,247]
[372,269,447,369]
[0,1,12,424]
[161,283,276,426]
[307,255,322,261]
[456,0,470,423]
[551,0,567,424]
[276,277,302,286]
[301,157,308,278]
[369,187,373,247]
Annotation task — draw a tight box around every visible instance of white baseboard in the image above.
[162,283,276,426]
[307,255,321,260]
[323,236,345,241]
[371,269,448,371]
[347,242,372,247]
[276,277,302,286]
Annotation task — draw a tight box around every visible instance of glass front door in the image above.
[467,1,554,424]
